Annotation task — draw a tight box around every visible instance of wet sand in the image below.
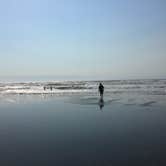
[0,95,166,166]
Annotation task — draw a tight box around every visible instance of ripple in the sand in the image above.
[124,100,157,107]
[140,101,156,107]
[70,97,119,106]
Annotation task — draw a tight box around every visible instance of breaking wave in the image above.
[0,79,166,95]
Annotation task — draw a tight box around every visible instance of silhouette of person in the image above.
[50,86,53,91]
[98,83,104,99]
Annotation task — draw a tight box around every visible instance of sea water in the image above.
[0,79,166,165]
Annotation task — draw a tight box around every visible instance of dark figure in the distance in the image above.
[98,83,104,99]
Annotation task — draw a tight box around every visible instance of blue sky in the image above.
[0,0,166,80]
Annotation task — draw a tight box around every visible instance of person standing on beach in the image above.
[98,83,104,98]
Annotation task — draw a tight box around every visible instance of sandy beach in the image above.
[0,80,166,165]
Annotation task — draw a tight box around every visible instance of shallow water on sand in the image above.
[0,95,166,166]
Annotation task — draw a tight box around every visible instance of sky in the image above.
[0,0,166,80]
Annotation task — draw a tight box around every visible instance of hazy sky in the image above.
[0,0,166,80]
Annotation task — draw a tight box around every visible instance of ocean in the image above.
[0,79,166,165]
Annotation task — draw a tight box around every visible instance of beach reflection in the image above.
[98,97,104,110]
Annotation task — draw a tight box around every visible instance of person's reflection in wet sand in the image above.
[98,97,104,110]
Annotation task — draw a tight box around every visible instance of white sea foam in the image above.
[0,79,166,107]
[0,79,166,95]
